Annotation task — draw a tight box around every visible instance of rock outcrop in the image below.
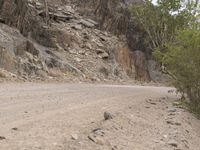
[72,0,149,81]
[74,0,167,82]
[0,0,134,81]
[0,0,167,82]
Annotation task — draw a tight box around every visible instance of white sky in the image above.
[152,0,158,5]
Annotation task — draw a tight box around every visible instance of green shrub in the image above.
[132,0,200,113]
[131,0,193,52]
[163,28,200,112]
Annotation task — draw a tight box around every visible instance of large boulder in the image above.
[132,50,150,81]
[116,42,135,77]
[147,60,170,82]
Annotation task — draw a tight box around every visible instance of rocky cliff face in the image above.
[0,0,166,82]
[73,0,150,81]
[74,0,167,82]
[0,0,135,82]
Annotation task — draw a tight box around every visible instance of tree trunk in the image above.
[44,0,49,25]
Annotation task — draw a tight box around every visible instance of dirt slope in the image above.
[0,83,199,150]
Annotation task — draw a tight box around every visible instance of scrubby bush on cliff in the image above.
[162,27,200,114]
[131,0,196,51]
[132,0,200,113]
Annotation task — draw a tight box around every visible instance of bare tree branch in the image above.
[44,0,50,26]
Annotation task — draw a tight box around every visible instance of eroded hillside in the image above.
[0,0,139,82]
[0,0,169,83]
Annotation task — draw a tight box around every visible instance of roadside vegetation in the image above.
[131,0,200,115]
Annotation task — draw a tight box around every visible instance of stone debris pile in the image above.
[0,0,134,82]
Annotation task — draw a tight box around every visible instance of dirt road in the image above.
[0,83,200,150]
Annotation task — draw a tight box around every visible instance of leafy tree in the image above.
[131,0,198,51]
[163,27,200,113]
[132,0,200,113]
